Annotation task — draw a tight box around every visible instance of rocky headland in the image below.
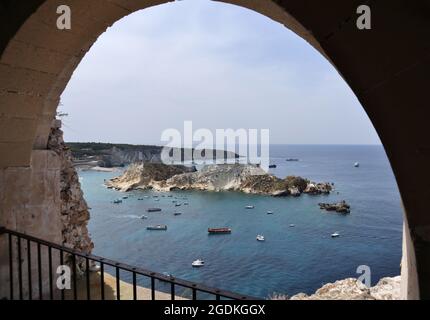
[106,162,333,197]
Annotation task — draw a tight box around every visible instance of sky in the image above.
[60,0,381,145]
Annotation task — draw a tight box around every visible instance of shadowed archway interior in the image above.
[0,0,429,299]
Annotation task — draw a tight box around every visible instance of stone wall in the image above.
[0,120,93,299]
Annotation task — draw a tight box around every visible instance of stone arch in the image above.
[1,0,430,299]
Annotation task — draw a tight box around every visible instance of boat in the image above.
[245,205,255,209]
[331,232,340,238]
[184,202,189,205]
[289,224,295,227]
[174,212,182,216]
[208,228,232,234]
[113,199,122,204]
[147,208,162,212]
[354,162,360,168]
[138,198,144,201]
[267,211,274,215]
[141,215,148,219]
[286,158,299,162]
[147,225,167,231]
[175,203,182,207]
[256,235,265,242]
[269,164,277,169]
[154,199,160,202]
[192,259,205,267]
[122,196,128,199]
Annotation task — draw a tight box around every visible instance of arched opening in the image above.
[1,0,429,299]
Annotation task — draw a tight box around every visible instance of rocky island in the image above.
[106,162,333,197]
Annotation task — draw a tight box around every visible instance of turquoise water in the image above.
[80,145,403,298]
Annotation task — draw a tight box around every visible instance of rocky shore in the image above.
[286,276,401,300]
[106,162,333,197]
[48,124,94,272]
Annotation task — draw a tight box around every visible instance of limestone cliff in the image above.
[47,122,94,271]
[271,276,401,300]
[107,163,332,196]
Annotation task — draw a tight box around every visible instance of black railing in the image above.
[0,227,257,301]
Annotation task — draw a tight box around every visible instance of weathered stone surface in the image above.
[288,276,401,300]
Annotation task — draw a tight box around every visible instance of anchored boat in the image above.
[192,259,205,267]
[256,235,265,242]
[208,228,232,234]
[147,208,162,212]
[147,225,167,231]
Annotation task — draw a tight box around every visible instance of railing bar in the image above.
[72,254,77,300]
[171,282,175,300]
[17,236,23,300]
[116,267,120,301]
[1,227,257,300]
[8,233,13,300]
[133,272,137,300]
[100,262,105,300]
[151,277,155,300]
[60,250,65,300]
[192,288,197,300]
[27,239,32,300]
[48,246,53,300]
[37,243,42,300]
[216,294,221,301]
[86,258,91,300]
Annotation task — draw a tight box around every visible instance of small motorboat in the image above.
[354,162,360,168]
[175,203,182,207]
[147,208,162,212]
[286,158,299,162]
[245,205,255,209]
[144,196,150,198]
[269,164,277,169]
[174,212,182,216]
[208,228,232,234]
[138,198,144,201]
[289,224,296,228]
[184,202,189,205]
[147,225,167,231]
[192,259,205,267]
[122,196,128,200]
[267,211,274,215]
[154,199,160,202]
[256,235,265,241]
[141,215,148,220]
[113,199,122,204]
[331,232,340,238]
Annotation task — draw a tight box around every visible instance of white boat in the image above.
[289,224,295,227]
[192,259,205,267]
[256,235,265,241]
[331,232,340,238]
[354,162,360,168]
[267,211,274,215]
[245,205,255,209]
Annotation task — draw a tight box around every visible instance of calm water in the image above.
[80,145,403,298]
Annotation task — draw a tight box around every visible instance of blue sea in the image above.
[79,145,403,298]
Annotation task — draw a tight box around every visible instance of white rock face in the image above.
[289,276,401,300]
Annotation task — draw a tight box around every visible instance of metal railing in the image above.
[0,227,257,300]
